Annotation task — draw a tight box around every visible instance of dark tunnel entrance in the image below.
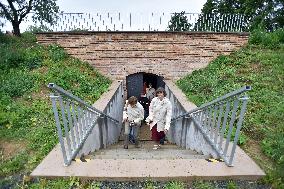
[126,72,165,99]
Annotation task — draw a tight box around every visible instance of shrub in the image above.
[48,45,67,62]
[0,70,34,97]
[249,28,284,48]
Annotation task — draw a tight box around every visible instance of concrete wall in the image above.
[165,80,218,157]
[79,80,124,156]
[36,31,249,80]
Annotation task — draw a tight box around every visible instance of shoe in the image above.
[153,144,161,150]
[160,137,165,145]
[129,134,135,144]
[135,140,141,148]
[124,134,129,149]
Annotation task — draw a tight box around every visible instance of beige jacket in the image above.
[122,101,144,124]
[146,97,172,132]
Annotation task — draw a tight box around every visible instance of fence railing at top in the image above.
[171,86,251,166]
[48,83,119,166]
[42,12,249,32]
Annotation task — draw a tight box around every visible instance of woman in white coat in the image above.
[122,96,144,149]
[146,87,172,149]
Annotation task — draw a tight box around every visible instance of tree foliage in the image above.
[0,0,59,36]
[168,11,192,31]
[200,0,284,31]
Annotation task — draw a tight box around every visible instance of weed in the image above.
[226,180,237,189]
[192,181,215,189]
[165,181,185,189]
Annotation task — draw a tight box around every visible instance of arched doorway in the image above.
[126,72,165,98]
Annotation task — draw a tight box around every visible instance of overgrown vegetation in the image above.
[1,29,283,188]
[177,28,284,188]
[0,32,111,188]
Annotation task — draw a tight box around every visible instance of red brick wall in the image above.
[36,32,249,80]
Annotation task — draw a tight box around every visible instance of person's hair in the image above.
[128,96,137,105]
[155,87,167,97]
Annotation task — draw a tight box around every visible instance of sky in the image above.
[1,0,207,32]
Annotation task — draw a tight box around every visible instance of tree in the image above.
[168,11,192,31]
[0,0,59,36]
[199,0,284,31]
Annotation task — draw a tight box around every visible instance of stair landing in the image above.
[31,138,265,181]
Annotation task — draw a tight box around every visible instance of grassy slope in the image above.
[0,33,111,187]
[177,30,284,188]
[1,30,283,188]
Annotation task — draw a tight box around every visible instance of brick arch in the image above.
[36,31,249,80]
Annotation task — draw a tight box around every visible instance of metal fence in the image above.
[42,12,249,32]
[171,86,250,166]
[48,83,119,166]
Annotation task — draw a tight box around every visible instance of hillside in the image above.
[0,32,111,188]
[177,29,284,188]
[0,30,283,188]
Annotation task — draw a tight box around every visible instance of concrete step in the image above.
[89,141,210,160]
[31,143,266,181]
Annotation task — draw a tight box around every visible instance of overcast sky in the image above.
[2,0,207,32]
[57,0,206,13]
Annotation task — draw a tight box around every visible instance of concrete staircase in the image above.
[89,141,210,160]
[31,123,265,180]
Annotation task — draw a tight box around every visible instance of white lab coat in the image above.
[146,97,172,132]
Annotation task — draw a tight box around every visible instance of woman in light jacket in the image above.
[122,96,144,149]
[146,87,172,149]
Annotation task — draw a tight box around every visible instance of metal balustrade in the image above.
[49,82,250,167]
[48,83,119,166]
[171,86,250,166]
[38,12,249,32]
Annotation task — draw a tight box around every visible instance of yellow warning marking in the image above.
[74,158,82,163]
[205,158,224,163]
[209,158,218,163]
[73,156,92,163]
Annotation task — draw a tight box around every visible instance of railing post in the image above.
[50,94,68,166]
[58,96,72,158]
[223,98,240,156]
[65,101,76,151]
[228,96,249,166]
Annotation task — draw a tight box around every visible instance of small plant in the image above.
[165,181,185,189]
[144,179,156,189]
[88,181,101,189]
[227,180,237,189]
[192,180,215,189]
[69,177,80,188]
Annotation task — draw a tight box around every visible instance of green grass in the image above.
[165,181,185,189]
[177,29,284,188]
[1,29,283,188]
[0,32,111,188]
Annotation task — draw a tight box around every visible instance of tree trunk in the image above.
[12,21,21,37]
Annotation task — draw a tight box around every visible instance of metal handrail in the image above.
[170,86,250,166]
[48,83,119,123]
[171,86,251,122]
[48,83,120,166]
